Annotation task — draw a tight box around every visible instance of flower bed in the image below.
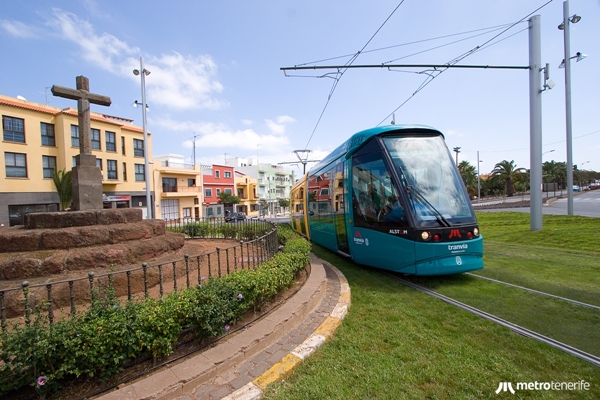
[0,225,310,398]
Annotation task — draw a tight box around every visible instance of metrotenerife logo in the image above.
[495,382,515,394]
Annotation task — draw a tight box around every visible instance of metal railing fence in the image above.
[0,220,278,330]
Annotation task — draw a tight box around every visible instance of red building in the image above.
[202,165,235,217]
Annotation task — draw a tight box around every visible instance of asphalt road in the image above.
[478,190,600,218]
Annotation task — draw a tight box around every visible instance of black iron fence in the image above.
[0,220,279,330]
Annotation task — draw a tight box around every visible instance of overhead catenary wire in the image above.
[303,0,407,150]
[294,23,515,68]
[377,1,554,125]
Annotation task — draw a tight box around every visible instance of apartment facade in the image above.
[234,171,259,218]
[153,154,203,221]
[0,94,153,226]
[202,164,235,217]
[226,157,295,216]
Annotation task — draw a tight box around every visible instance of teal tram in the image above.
[290,125,483,275]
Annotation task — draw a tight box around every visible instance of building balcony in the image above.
[160,160,196,170]
[161,185,202,197]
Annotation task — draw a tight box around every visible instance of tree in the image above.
[278,199,290,214]
[457,161,477,198]
[52,168,73,210]
[543,161,566,190]
[217,192,240,207]
[491,160,525,197]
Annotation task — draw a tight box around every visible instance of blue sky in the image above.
[1,0,599,178]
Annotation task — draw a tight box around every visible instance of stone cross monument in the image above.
[51,76,111,210]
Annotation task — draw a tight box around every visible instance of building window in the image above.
[205,188,212,197]
[91,128,101,150]
[188,178,196,187]
[42,155,56,178]
[122,162,127,181]
[41,123,55,146]
[183,207,191,218]
[72,156,77,167]
[106,131,116,152]
[194,198,199,205]
[5,152,27,177]
[71,125,79,148]
[216,188,221,195]
[3,116,25,143]
[225,188,232,194]
[96,158,102,170]
[161,199,179,220]
[215,170,220,179]
[162,177,177,192]
[107,160,117,179]
[135,164,145,181]
[224,171,231,178]
[121,136,126,155]
[133,139,144,157]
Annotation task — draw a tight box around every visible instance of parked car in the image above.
[225,212,247,222]
[573,185,581,192]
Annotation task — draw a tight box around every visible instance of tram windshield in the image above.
[382,135,473,225]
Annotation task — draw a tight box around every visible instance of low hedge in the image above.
[0,225,310,397]
[166,220,272,240]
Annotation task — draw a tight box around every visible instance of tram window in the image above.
[352,152,406,228]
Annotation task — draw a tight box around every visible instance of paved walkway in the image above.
[94,254,350,400]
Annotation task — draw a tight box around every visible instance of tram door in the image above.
[333,163,349,253]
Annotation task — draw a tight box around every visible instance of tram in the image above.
[290,124,483,275]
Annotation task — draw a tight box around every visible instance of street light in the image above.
[453,147,461,165]
[542,149,555,157]
[133,56,152,219]
[558,0,583,216]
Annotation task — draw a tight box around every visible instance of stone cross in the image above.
[52,76,111,158]
[51,76,111,210]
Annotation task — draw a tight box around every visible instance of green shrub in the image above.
[0,228,310,396]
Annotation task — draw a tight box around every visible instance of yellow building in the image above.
[153,154,204,221]
[234,171,259,218]
[0,94,153,226]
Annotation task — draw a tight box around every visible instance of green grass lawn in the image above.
[264,213,600,399]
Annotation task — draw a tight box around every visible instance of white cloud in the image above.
[152,117,291,153]
[445,129,465,137]
[265,115,296,135]
[21,8,226,111]
[0,20,40,38]
[46,8,138,73]
[241,119,253,126]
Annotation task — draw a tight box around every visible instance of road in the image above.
[477,190,600,218]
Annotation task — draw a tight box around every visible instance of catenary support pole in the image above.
[529,15,543,231]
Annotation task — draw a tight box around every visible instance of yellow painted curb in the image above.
[252,353,302,391]
[313,316,342,339]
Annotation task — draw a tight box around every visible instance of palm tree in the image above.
[542,161,566,191]
[491,160,525,197]
[457,161,477,198]
[52,168,73,210]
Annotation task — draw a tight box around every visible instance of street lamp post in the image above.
[559,0,582,216]
[453,147,461,165]
[133,57,152,219]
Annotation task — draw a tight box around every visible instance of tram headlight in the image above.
[421,231,431,241]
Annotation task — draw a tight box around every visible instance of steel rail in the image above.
[466,273,600,311]
[384,273,600,368]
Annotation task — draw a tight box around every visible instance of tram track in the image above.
[383,272,600,368]
[466,273,600,311]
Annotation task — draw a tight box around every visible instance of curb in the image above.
[221,262,351,400]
